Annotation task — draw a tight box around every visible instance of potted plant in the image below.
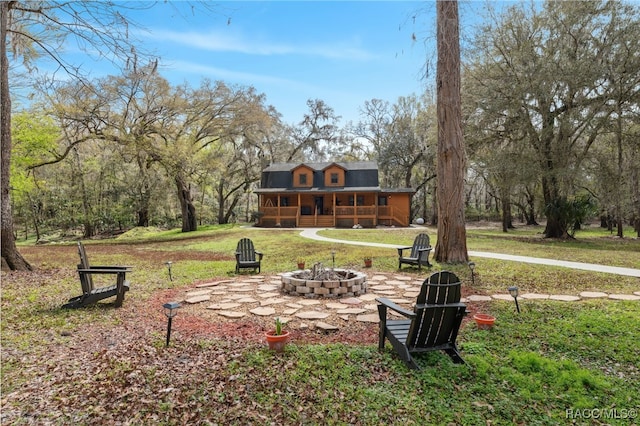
[265,317,290,352]
[296,258,305,269]
[473,313,496,330]
[363,256,372,268]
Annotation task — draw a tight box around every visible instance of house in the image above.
[254,161,414,228]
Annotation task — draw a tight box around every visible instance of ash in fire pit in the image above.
[281,263,367,298]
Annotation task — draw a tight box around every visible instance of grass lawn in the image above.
[1,224,639,425]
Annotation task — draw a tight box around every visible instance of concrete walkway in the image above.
[298,228,640,278]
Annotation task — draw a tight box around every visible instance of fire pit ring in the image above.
[281,267,368,298]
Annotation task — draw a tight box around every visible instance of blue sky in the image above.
[28,1,497,126]
[121,1,439,125]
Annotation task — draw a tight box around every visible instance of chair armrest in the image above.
[396,246,411,255]
[78,267,131,274]
[88,265,132,270]
[417,247,432,253]
[255,251,263,260]
[376,297,415,319]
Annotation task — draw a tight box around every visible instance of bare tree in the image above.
[434,0,468,263]
[1,1,151,270]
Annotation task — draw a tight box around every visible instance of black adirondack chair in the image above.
[397,233,432,270]
[235,238,263,273]
[377,271,467,369]
[62,242,131,309]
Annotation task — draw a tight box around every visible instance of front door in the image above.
[314,197,324,215]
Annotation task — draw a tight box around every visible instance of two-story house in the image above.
[254,161,414,227]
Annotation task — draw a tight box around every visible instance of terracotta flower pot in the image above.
[473,313,496,330]
[364,259,372,268]
[265,330,290,352]
[297,263,305,269]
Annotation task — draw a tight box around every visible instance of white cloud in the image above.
[145,28,377,61]
[161,59,319,91]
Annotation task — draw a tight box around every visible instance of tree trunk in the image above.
[136,209,149,227]
[434,0,468,263]
[1,2,32,271]
[501,194,513,233]
[176,175,197,232]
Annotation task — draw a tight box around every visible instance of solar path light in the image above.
[163,302,181,346]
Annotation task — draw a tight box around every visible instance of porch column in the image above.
[297,193,301,227]
[374,192,378,226]
[332,193,336,227]
[353,191,358,225]
[277,195,281,224]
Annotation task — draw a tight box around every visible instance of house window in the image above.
[280,197,289,207]
[299,174,307,185]
[378,196,388,206]
[349,196,365,206]
[331,173,339,184]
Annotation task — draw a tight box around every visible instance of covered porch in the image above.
[255,190,410,228]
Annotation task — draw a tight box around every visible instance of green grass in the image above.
[2,223,639,424]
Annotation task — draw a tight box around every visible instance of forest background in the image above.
[6,1,640,248]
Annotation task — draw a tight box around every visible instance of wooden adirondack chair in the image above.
[235,238,263,273]
[62,242,131,309]
[397,233,432,270]
[377,271,467,369]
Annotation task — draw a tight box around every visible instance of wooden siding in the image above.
[292,165,314,188]
[323,164,345,187]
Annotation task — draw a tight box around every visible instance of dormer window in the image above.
[331,173,339,184]
[299,174,307,185]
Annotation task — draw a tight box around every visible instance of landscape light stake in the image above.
[331,249,336,269]
[165,261,173,281]
[163,302,181,346]
[508,286,520,313]
[468,261,476,285]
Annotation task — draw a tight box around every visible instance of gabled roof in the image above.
[262,161,377,172]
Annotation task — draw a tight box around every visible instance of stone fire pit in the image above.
[281,263,367,298]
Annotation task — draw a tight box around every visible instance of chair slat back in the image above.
[409,233,431,260]
[77,242,94,293]
[407,271,463,349]
[236,238,256,262]
[416,271,461,304]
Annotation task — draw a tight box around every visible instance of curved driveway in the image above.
[299,228,640,278]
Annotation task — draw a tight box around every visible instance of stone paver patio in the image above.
[176,272,640,332]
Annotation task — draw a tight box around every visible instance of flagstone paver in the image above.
[491,294,513,301]
[250,307,276,316]
[370,285,395,291]
[336,308,367,314]
[550,295,581,302]
[520,293,549,300]
[258,292,281,298]
[608,294,640,301]
[207,302,242,310]
[467,295,492,301]
[315,322,339,331]
[326,303,349,309]
[359,294,379,301]
[185,295,211,304]
[298,300,322,306]
[196,280,233,288]
[295,311,330,320]
[356,314,379,323]
[580,291,608,298]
